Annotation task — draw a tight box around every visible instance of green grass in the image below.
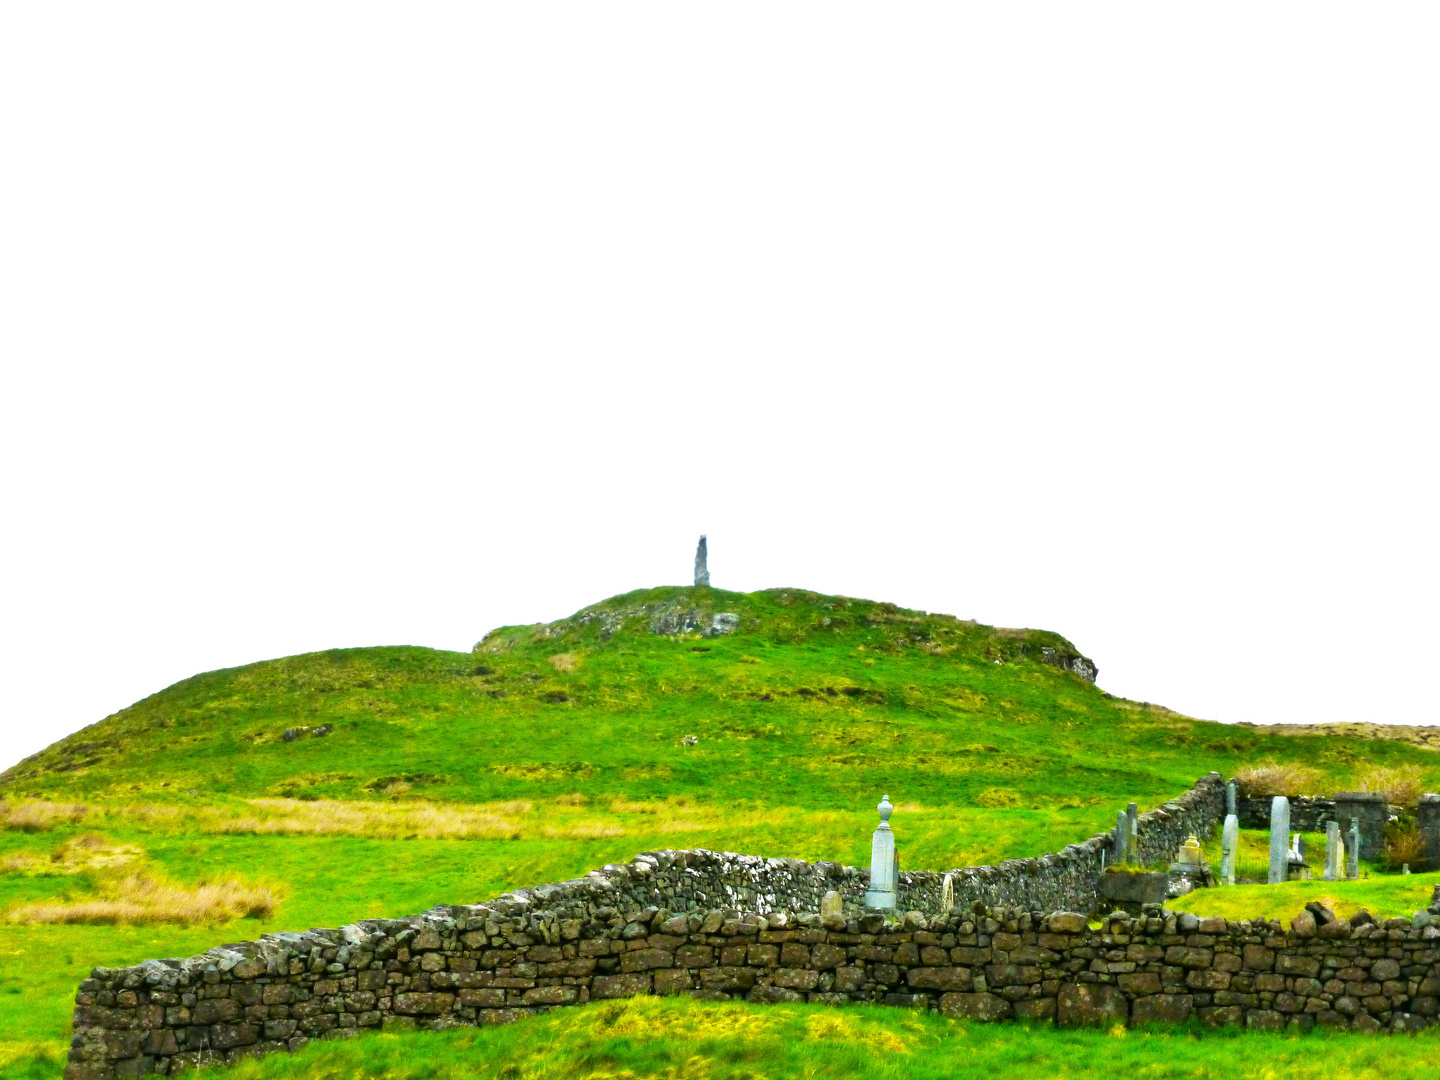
[7,587,1436,809]
[205,997,1440,1079]
[6,584,1440,1076]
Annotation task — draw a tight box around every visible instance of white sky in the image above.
[2,5,1437,774]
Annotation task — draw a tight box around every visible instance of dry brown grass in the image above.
[12,834,145,876]
[547,652,580,673]
[1232,761,1321,797]
[0,799,89,832]
[209,798,530,840]
[1359,765,1427,807]
[6,874,282,926]
[554,793,588,806]
[540,821,627,839]
[975,788,1022,808]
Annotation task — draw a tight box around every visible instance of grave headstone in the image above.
[1115,810,1129,865]
[1325,820,1340,882]
[1220,814,1238,885]
[1126,802,1140,863]
[1347,821,1360,880]
[863,793,897,909]
[1268,796,1290,884]
[1226,780,1237,818]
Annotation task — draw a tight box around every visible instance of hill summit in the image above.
[2,584,1382,818]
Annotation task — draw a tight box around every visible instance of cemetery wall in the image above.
[65,775,1235,1078]
[1236,795,1335,833]
[67,887,1440,1078]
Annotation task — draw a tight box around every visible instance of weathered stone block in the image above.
[1012,998,1056,1021]
[938,993,1012,1021]
[521,986,578,1006]
[1185,969,1231,991]
[698,967,755,992]
[392,993,455,1016]
[1047,913,1088,934]
[620,950,673,973]
[1131,994,1193,1025]
[1245,1009,1285,1031]
[810,944,846,969]
[1276,955,1321,978]
[1057,983,1128,1028]
[905,967,973,992]
[653,969,694,995]
[592,974,652,999]
[747,986,805,1004]
[1199,1005,1244,1028]
[208,1024,260,1051]
[1117,973,1161,995]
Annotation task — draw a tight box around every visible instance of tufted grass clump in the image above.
[1232,761,1322,797]
[1360,765,1428,808]
[6,873,284,926]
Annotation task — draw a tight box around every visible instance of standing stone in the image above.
[1325,821,1340,881]
[1220,814,1239,885]
[1126,802,1140,863]
[1115,810,1129,865]
[864,794,897,909]
[694,535,710,586]
[1347,821,1360,880]
[1268,796,1290,885]
[1226,781,1237,819]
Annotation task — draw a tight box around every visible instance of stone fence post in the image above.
[1418,795,1440,873]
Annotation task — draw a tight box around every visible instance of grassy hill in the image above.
[5,585,1440,1078]
[5,585,1428,811]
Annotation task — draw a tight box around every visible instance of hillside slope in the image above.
[4,586,1431,809]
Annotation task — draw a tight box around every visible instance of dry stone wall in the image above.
[1236,795,1336,833]
[67,890,1440,1079]
[64,773,1242,1079]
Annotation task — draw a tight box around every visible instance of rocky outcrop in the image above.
[1039,646,1097,683]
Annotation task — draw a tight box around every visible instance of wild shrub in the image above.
[1358,765,1426,807]
[1382,816,1424,870]
[1232,762,1320,797]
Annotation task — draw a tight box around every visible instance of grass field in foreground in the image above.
[153,997,1440,1080]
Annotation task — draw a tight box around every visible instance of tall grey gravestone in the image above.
[1226,781,1237,818]
[1115,810,1129,865]
[864,794,897,909]
[1221,814,1238,885]
[1126,802,1140,863]
[1268,796,1290,884]
[694,535,709,586]
[1348,821,1361,880]
[1325,821,1341,882]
